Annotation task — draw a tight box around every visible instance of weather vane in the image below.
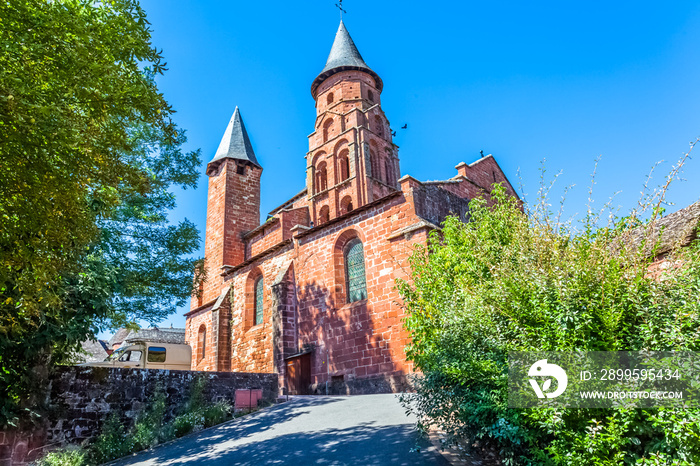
[335,1,347,19]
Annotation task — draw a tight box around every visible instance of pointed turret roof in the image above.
[207,107,261,174]
[311,20,383,98]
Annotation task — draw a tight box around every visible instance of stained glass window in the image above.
[345,239,367,303]
[255,277,264,325]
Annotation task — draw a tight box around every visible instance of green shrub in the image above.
[187,376,207,412]
[34,447,86,466]
[89,413,134,464]
[173,411,206,437]
[131,385,168,450]
[171,376,233,435]
[202,401,232,427]
[398,179,700,465]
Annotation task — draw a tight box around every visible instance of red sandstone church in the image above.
[184,21,517,394]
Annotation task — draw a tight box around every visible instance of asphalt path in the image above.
[110,394,448,466]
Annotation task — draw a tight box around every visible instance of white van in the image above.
[82,341,192,371]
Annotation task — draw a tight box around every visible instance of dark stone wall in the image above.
[412,184,470,226]
[312,373,413,396]
[0,366,277,465]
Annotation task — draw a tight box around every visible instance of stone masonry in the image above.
[0,366,277,465]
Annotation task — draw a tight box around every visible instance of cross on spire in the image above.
[335,1,346,19]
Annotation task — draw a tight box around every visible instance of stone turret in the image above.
[306,21,400,225]
[198,107,262,306]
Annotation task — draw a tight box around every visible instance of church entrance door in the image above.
[285,352,311,395]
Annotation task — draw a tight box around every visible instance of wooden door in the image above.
[286,359,299,395]
[286,353,311,395]
[298,353,311,394]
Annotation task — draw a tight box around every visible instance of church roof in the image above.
[208,107,261,173]
[311,20,383,98]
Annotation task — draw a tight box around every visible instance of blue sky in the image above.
[137,0,700,331]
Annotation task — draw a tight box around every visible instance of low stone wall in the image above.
[313,373,413,396]
[0,366,277,465]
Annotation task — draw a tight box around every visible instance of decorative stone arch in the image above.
[369,140,381,180]
[315,161,328,193]
[310,151,326,170]
[311,152,327,194]
[337,149,350,182]
[318,205,330,224]
[374,115,384,137]
[245,267,265,329]
[326,92,334,105]
[383,147,395,185]
[333,138,349,155]
[384,158,393,185]
[339,195,354,215]
[333,228,368,305]
[322,118,334,142]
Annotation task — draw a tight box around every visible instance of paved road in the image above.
[111,394,448,466]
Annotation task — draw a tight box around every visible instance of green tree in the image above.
[0,0,202,425]
[399,181,700,465]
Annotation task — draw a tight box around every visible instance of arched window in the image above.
[384,158,393,185]
[327,92,334,105]
[374,116,383,137]
[254,277,264,326]
[340,196,353,214]
[370,149,380,180]
[323,119,333,142]
[344,239,367,303]
[319,205,330,224]
[338,150,350,182]
[198,325,206,361]
[368,90,374,102]
[315,161,327,193]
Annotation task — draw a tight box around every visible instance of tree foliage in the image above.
[399,183,700,465]
[0,0,202,426]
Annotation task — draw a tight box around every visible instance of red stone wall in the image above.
[223,253,295,374]
[199,187,426,387]
[248,219,282,258]
[454,155,519,198]
[198,159,262,306]
[280,207,310,237]
[186,307,216,371]
[288,195,424,387]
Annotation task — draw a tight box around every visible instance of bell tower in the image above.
[306,21,400,225]
[198,107,262,306]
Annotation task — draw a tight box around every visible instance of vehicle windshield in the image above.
[105,347,125,361]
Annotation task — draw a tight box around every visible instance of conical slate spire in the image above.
[208,107,261,173]
[311,20,382,98]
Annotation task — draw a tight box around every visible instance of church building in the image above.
[184,21,517,394]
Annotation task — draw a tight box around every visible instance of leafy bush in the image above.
[202,401,233,427]
[398,172,700,465]
[89,413,134,464]
[131,385,169,450]
[173,376,233,434]
[173,411,206,437]
[34,447,86,466]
